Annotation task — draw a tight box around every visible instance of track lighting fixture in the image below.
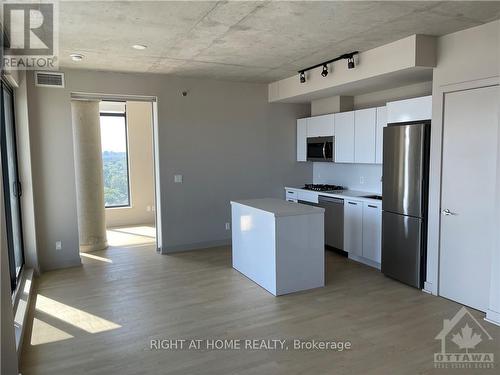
[299,71,306,83]
[347,56,355,69]
[298,51,358,82]
[321,64,328,77]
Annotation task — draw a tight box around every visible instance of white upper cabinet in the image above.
[296,96,428,164]
[296,118,307,162]
[354,108,377,164]
[307,114,334,137]
[375,106,387,164]
[334,111,355,163]
[386,95,432,123]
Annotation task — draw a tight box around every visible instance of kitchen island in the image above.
[230,198,325,296]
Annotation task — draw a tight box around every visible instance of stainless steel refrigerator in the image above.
[381,121,430,289]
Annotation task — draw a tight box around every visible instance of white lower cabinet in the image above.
[285,189,298,203]
[362,201,382,264]
[344,199,363,256]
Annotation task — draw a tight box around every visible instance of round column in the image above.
[71,100,108,252]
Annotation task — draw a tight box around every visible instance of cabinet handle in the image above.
[287,191,295,194]
[348,202,358,205]
[368,205,377,208]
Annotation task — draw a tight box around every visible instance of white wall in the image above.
[426,20,500,303]
[26,69,311,270]
[105,101,155,228]
[353,81,432,109]
[313,163,382,193]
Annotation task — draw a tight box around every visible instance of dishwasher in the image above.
[318,196,344,250]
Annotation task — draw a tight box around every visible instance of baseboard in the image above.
[347,254,381,270]
[485,309,500,327]
[41,257,82,272]
[423,281,436,295]
[162,239,231,254]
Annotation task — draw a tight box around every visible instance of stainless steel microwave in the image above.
[307,136,334,162]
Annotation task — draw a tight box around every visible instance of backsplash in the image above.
[313,163,382,193]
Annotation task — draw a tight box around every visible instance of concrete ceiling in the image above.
[59,1,500,83]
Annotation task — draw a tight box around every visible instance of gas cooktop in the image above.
[303,184,345,192]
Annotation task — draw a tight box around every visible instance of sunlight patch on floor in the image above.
[106,225,156,247]
[35,294,121,334]
[80,252,113,263]
[30,318,74,346]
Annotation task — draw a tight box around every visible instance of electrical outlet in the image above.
[56,241,62,250]
[174,174,183,183]
[225,222,231,231]
[360,176,365,185]
[146,205,151,212]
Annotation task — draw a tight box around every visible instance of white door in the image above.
[334,111,355,163]
[344,199,363,256]
[354,108,376,163]
[307,114,334,137]
[439,85,499,312]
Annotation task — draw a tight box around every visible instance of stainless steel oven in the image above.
[307,136,334,162]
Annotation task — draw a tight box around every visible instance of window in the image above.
[0,80,25,291]
[100,111,130,208]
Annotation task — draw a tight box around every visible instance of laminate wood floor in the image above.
[21,241,500,375]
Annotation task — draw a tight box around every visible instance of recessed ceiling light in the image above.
[132,44,147,50]
[70,53,84,62]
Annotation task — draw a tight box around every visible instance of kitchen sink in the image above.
[362,194,382,200]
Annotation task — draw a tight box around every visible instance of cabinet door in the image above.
[334,111,355,163]
[297,118,307,162]
[386,95,432,123]
[362,202,382,263]
[354,108,376,163]
[307,114,334,137]
[285,189,298,202]
[344,199,363,256]
[375,106,387,164]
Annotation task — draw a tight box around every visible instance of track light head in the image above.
[299,71,306,83]
[321,64,328,77]
[347,56,355,69]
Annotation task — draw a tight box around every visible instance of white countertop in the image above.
[231,198,325,217]
[284,187,382,204]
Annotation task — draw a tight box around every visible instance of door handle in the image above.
[441,209,456,216]
[322,142,327,160]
